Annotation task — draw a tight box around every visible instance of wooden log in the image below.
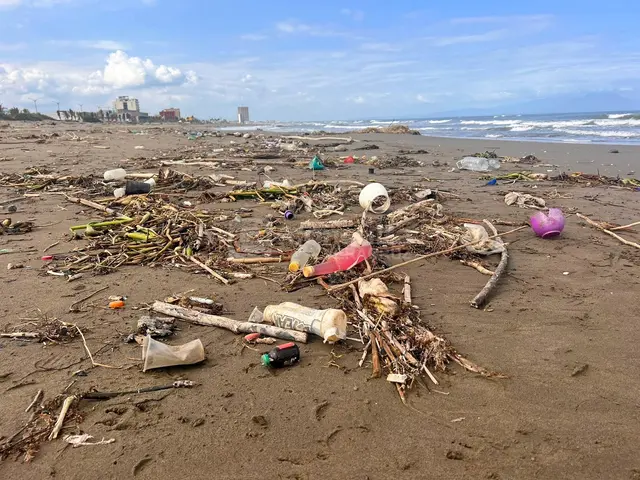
[300,218,357,230]
[471,220,508,308]
[152,301,308,343]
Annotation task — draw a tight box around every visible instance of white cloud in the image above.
[340,8,364,22]
[275,20,348,37]
[240,33,268,41]
[359,42,401,52]
[48,39,130,50]
[450,14,553,25]
[430,29,508,46]
[0,42,26,51]
[0,0,22,7]
[97,50,188,88]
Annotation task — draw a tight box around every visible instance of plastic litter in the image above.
[530,208,565,238]
[114,179,154,198]
[456,157,501,172]
[359,182,391,214]
[142,335,205,372]
[263,302,347,343]
[462,223,505,255]
[303,232,372,277]
[261,342,300,368]
[504,192,546,209]
[309,155,324,170]
[103,168,126,181]
[289,240,321,273]
[344,156,355,164]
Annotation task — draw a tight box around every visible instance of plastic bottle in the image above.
[289,240,321,273]
[103,168,126,181]
[261,342,300,368]
[456,157,501,172]
[303,233,372,278]
[263,302,347,343]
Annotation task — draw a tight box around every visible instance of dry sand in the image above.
[1,121,640,479]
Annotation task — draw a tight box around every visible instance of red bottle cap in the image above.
[41,255,53,261]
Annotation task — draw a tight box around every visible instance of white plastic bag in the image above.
[462,224,505,255]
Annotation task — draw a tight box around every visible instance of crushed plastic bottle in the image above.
[303,233,371,277]
[456,157,501,172]
[263,302,347,343]
[289,240,321,273]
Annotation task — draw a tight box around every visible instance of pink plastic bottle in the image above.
[303,233,372,277]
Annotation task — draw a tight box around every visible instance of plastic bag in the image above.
[142,336,205,372]
[462,223,505,255]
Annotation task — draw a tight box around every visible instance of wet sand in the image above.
[1,122,640,479]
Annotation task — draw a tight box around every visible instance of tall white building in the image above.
[113,96,140,112]
[237,106,249,123]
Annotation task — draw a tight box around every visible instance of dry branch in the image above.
[577,213,640,250]
[48,395,76,440]
[470,220,508,308]
[189,256,229,284]
[152,301,308,343]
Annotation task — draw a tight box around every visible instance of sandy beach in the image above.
[1,121,640,479]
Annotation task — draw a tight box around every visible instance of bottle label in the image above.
[270,312,320,334]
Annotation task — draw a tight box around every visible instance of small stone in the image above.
[191,418,205,427]
[252,415,268,428]
[571,364,589,377]
[446,450,463,460]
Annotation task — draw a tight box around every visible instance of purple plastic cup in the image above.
[530,208,565,238]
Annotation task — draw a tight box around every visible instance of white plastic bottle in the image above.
[103,168,126,181]
[263,302,347,343]
[289,240,321,273]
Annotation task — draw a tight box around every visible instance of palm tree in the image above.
[68,108,74,120]
[22,108,30,114]
[98,109,104,120]
[62,110,69,120]
[56,110,61,120]
[9,107,19,116]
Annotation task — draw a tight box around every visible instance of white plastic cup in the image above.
[359,182,390,214]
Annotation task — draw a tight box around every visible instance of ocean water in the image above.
[222,112,640,145]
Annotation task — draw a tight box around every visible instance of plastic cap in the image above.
[289,261,300,273]
[114,187,125,198]
[323,327,339,343]
[261,353,271,366]
[302,265,315,278]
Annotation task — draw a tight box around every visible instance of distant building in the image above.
[237,106,249,123]
[160,108,181,121]
[113,96,141,122]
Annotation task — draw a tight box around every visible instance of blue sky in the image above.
[1,0,639,120]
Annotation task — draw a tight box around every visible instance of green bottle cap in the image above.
[261,353,271,366]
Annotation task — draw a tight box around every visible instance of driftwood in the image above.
[577,213,640,250]
[48,395,76,440]
[66,195,115,216]
[190,256,229,284]
[461,260,494,276]
[152,301,308,343]
[83,380,194,400]
[470,220,508,308]
[300,219,357,230]
[328,225,527,292]
[403,275,412,305]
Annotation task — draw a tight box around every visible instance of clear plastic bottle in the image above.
[289,240,321,273]
[303,234,372,277]
[263,302,347,343]
[103,168,127,181]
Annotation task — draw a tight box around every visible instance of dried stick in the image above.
[300,219,357,230]
[69,285,109,311]
[0,332,40,339]
[460,260,494,276]
[48,395,76,440]
[75,325,121,369]
[208,225,237,239]
[610,220,640,231]
[189,256,229,284]
[65,195,115,215]
[0,196,27,206]
[25,389,43,412]
[82,380,194,400]
[470,220,508,308]
[577,213,640,250]
[403,275,412,305]
[152,301,308,343]
[369,332,381,378]
[227,256,287,264]
[327,225,527,292]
